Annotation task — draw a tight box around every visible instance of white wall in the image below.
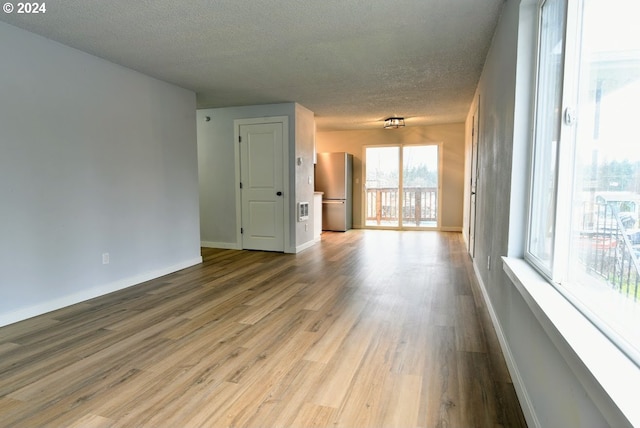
[468,1,622,426]
[0,22,202,326]
[197,103,316,252]
[316,124,465,230]
[294,104,317,249]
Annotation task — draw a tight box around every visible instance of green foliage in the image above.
[366,164,437,188]
[403,165,437,188]
[587,160,640,192]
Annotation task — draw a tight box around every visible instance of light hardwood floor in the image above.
[0,231,526,427]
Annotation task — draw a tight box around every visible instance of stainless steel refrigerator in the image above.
[315,152,353,231]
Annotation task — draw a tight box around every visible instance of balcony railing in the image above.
[366,187,437,226]
[579,199,640,301]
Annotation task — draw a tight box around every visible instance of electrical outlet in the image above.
[305,223,308,231]
[102,253,110,265]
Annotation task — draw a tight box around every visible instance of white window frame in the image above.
[525,0,640,367]
[362,143,442,231]
[525,0,582,283]
[503,0,640,425]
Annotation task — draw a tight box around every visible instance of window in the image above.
[527,0,640,363]
[528,0,566,275]
[364,145,440,229]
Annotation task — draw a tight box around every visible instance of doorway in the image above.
[237,118,288,252]
[364,144,440,229]
[468,102,479,257]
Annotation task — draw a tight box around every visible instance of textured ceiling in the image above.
[0,0,504,130]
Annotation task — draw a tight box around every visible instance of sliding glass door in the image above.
[365,146,400,227]
[365,144,439,229]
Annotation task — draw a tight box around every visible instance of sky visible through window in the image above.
[579,0,640,163]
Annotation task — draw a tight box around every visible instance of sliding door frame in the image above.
[362,143,442,231]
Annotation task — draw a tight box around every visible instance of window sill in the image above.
[502,257,640,427]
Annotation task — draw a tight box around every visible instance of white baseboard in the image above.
[471,259,541,428]
[0,257,203,328]
[201,240,317,253]
[201,241,241,250]
[441,226,463,232]
[295,240,317,253]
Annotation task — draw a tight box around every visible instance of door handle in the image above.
[276,191,283,196]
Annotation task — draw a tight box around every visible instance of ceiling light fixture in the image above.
[384,117,405,129]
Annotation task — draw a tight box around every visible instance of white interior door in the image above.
[240,122,285,251]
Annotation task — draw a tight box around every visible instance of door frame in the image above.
[362,143,443,230]
[234,116,291,253]
[468,100,480,257]
[362,144,400,229]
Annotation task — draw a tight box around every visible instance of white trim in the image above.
[233,122,243,251]
[0,257,203,328]
[282,116,292,253]
[436,141,444,231]
[201,241,241,250]
[471,258,541,428]
[294,240,317,253]
[234,116,291,253]
[440,226,462,232]
[503,257,639,428]
[360,145,367,228]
